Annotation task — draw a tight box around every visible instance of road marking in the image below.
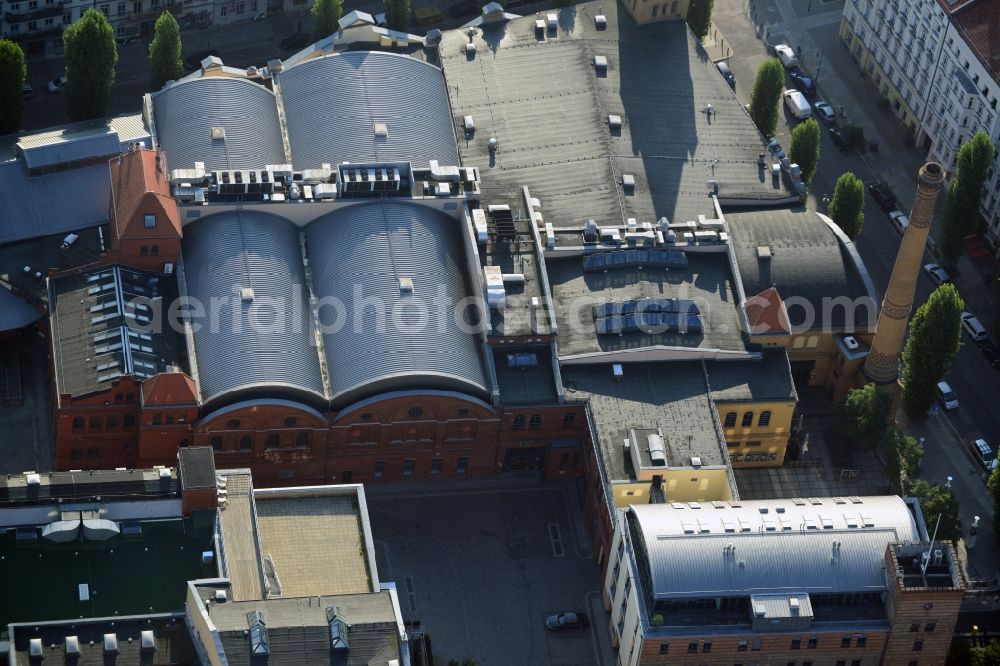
[549,523,565,557]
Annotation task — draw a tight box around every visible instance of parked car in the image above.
[813,100,835,123]
[279,33,309,51]
[116,36,139,45]
[184,50,220,71]
[47,75,67,94]
[22,82,35,97]
[937,381,958,410]
[789,69,816,96]
[545,612,589,630]
[716,60,736,90]
[980,340,1000,369]
[888,210,909,234]
[828,127,854,151]
[766,137,785,160]
[961,312,988,341]
[774,44,798,68]
[252,11,267,20]
[868,181,896,211]
[970,438,997,472]
[783,90,811,119]
[923,263,951,285]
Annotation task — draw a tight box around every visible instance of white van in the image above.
[774,44,798,68]
[783,90,811,120]
[937,381,958,410]
[961,312,988,342]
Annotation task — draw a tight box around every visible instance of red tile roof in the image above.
[109,148,181,239]
[952,0,1000,80]
[141,372,198,406]
[744,287,792,336]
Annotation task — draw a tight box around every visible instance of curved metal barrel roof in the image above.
[279,51,460,169]
[629,496,921,599]
[151,77,286,172]
[182,211,326,408]
[306,201,488,406]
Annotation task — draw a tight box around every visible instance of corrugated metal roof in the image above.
[181,210,326,408]
[306,201,489,406]
[1,113,149,161]
[151,77,286,172]
[0,160,110,245]
[629,496,921,599]
[18,131,123,170]
[0,287,41,331]
[279,51,460,169]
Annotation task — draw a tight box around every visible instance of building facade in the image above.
[840,0,1000,251]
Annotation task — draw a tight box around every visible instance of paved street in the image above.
[712,0,1000,578]
[366,477,613,666]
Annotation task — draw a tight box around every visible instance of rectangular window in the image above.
[457,457,468,475]
[559,453,569,470]
[235,1,244,12]
[856,635,867,647]
[116,1,124,11]
[144,214,155,228]
[220,5,226,15]
[152,413,162,425]
[752,638,762,651]
[791,638,801,649]
[528,414,542,429]
[687,642,697,653]
[512,415,525,430]
[702,640,711,653]
[842,637,851,648]
[132,0,140,12]
[851,661,862,666]
[403,459,415,478]
[909,622,920,632]
[374,460,384,480]
[837,661,846,666]
[430,458,442,476]
[924,622,935,632]
[658,643,669,654]
[913,641,923,652]
[807,637,818,649]
[737,640,748,651]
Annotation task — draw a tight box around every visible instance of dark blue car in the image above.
[789,69,816,96]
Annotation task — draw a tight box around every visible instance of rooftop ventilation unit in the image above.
[463,115,475,133]
[756,245,772,260]
[546,13,558,29]
[608,114,622,131]
[374,122,389,138]
[612,363,623,381]
[104,633,119,654]
[843,335,860,351]
[399,277,414,294]
[647,433,667,467]
[141,630,156,652]
[691,456,702,467]
[65,636,80,655]
[622,174,635,192]
[29,638,43,658]
[240,288,255,303]
[593,55,608,71]
[210,127,226,141]
[753,604,766,618]
[584,219,598,242]
[26,472,40,486]
[594,14,606,29]
[248,610,269,656]
[215,589,228,602]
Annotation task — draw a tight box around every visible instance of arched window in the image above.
[87,447,100,461]
[529,414,542,430]
[758,411,772,427]
[89,415,102,431]
[652,4,658,17]
[210,436,222,451]
[106,414,120,430]
[240,435,252,451]
[295,432,310,448]
[72,416,85,431]
[150,245,159,257]
[226,419,240,429]
[114,393,123,403]
[139,245,148,257]
[741,411,753,427]
[123,414,136,428]
[71,448,83,461]
[512,415,525,430]
[724,412,737,428]
[284,416,297,427]
[266,433,280,449]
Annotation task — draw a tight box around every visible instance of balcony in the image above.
[5,2,63,21]
[124,1,180,21]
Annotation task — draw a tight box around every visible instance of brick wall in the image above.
[636,630,888,665]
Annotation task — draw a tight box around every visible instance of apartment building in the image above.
[840,0,1000,251]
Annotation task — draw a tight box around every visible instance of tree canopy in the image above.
[789,118,820,186]
[64,9,118,121]
[0,39,26,135]
[748,58,784,139]
[310,0,344,42]
[149,11,182,91]
[385,0,410,32]
[884,427,923,493]
[834,384,889,448]
[901,284,964,419]
[939,131,996,267]
[686,0,714,41]
[904,479,962,543]
[828,171,865,239]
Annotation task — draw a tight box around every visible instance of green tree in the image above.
[834,384,889,448]
[686,0,714,41]
[827,171,865,239]
[904,479,962,543]
[0,40,26,135]
[939,131,996,267]
[310,0,343,42]
[385,0,410,32]
[149,11,182,91]
[748,58,785,139]
[980,640,1000,665]
[883,427,923,492]
[789,117,820,186]
[63,9,117,121]
[987,466,1000,537]
[994,273,1000,339]
[901,284,964,419]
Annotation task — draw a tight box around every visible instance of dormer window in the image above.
[144,214,156,228]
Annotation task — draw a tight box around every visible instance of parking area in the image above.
[365,477,612,666]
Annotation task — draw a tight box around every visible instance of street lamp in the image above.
[815,51,824,85]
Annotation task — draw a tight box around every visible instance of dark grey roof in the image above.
[49,266,185,398]
[0,159,111,245]
[439,3,794,230]
[493,346,559,405]
[11,614,196,666]
[0,467,178,507]
[151,77,286,171]
[279,51,460,169]
[562,361,728,480]
[548,253,745,357]
[178,446,216,490]
[726,208,878,330]
[0,287,41,332]
[181,211,326,408]
[18,131,123,171]
[306,202,489,406]
[0,225,106,303]
[208,591,400,666]
[706,349,797,403]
